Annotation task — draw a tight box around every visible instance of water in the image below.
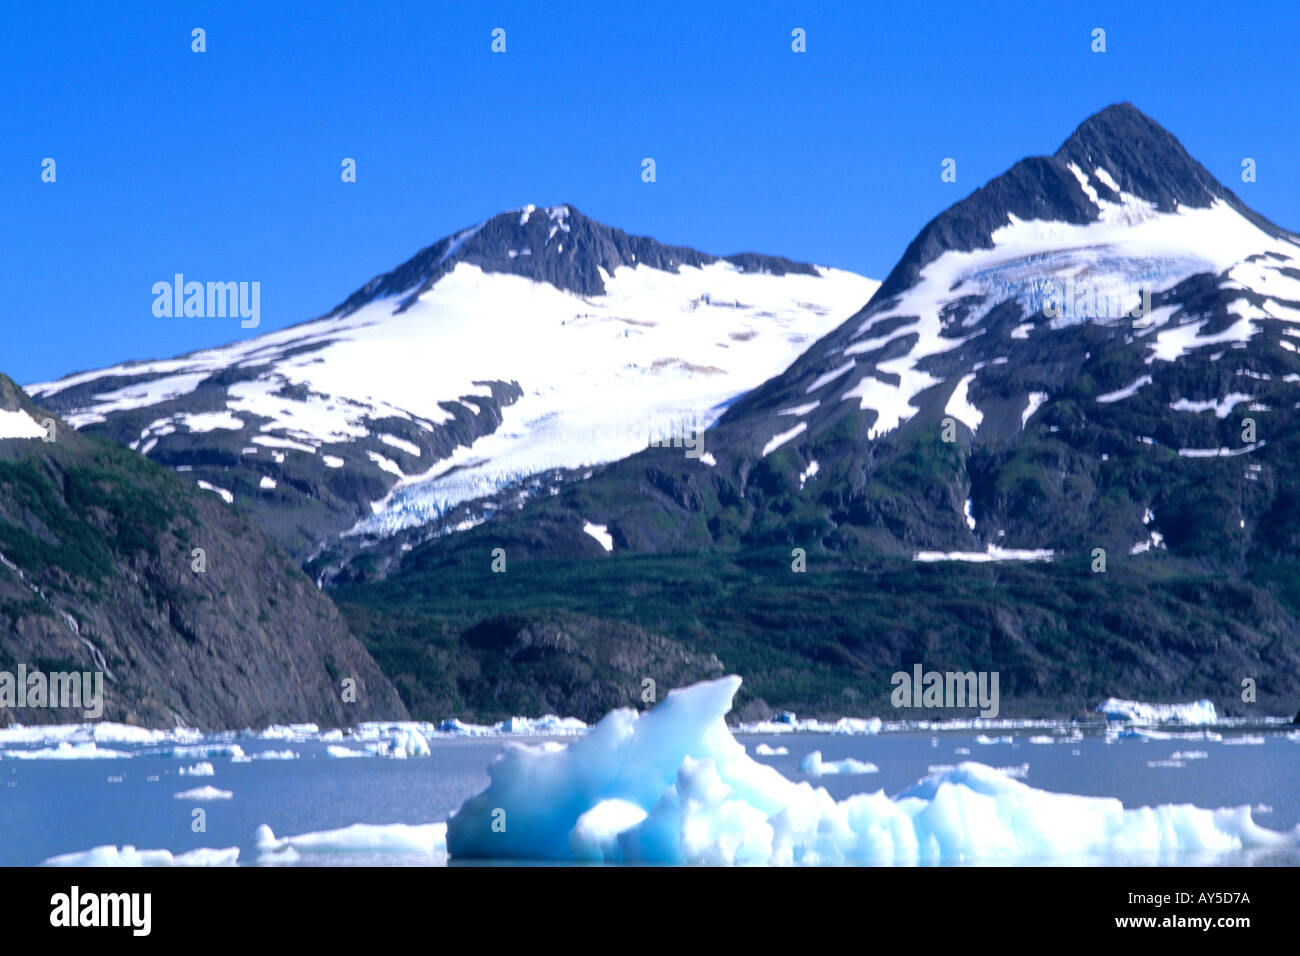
[2,727,1296,866]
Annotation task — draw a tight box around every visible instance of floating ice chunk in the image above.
[446,677,1298,865]
[0,742,133,760]
[1219,735,1266,746]
[42,845,239,867]
[255,822,446,864]
[734,714,882,735]
[173,785,232,801]
[253,749,298,760]
[326,745,370,758]
[753,743,788,756]
[179,762,215,776]
[798,751,878,775]
[151,743,246,760]
[368,728,430,758]
[1098,698,1217,725]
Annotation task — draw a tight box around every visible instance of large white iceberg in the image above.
[446,676,1298,865]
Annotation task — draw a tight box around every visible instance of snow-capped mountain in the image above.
[28,206,877,562]
[361,103,1300,717]
[428,104,1300,566]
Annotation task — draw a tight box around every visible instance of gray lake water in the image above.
[2,727,1296,866]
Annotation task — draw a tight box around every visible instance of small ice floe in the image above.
[1219,735,1266,746]
[429,714,588,737]
[1028,735,1055,745]
[993,763,1029,779]
[42,845,239,867]
[326,745,370,759]
[0,742,133,760]
[797,750,879,776]
[150,744,246,760]
[1147,759,1186,769]
[179,762,215,777]
[753,743,788,756]
[1097,697,1217,725]
[735,713,882,735]
[255,822,446,865]
[367,728,430,758]
[173,785,233,801]
[975,734,1013,745]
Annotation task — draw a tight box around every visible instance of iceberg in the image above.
[0,742,133,760]
[255,822,446,864]
[42,845,238,867]
[445,676,1300,865]
[1097,697,1218,725]
[173,785,232,801]
[798,751,878,775]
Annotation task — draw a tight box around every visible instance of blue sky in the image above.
[6,0,1299,384]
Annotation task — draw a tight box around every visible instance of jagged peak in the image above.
[325,205,820,319]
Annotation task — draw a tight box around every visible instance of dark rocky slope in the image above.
[0,374,407,728]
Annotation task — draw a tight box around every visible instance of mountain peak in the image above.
[872,104,1240,301]
[1052,102,1224,213]
[326,205,820,318]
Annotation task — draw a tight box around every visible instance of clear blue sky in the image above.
[5,0,1298,384]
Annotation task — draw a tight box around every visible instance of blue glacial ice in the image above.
[446,675,1299,865]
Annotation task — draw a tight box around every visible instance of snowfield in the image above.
[28,231,877,534]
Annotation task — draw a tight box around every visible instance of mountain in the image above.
[339,104,1300,719]
[28,206,877,574]
[0,374,406,728]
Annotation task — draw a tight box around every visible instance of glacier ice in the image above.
[445,676,1299,865]
[1098,697,1218,725]
[255,822,446,864]
[798,750,878,775]
[42,845,239,867]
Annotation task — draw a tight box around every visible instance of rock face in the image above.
[0,374,407,729]
[342,104,1300,718]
